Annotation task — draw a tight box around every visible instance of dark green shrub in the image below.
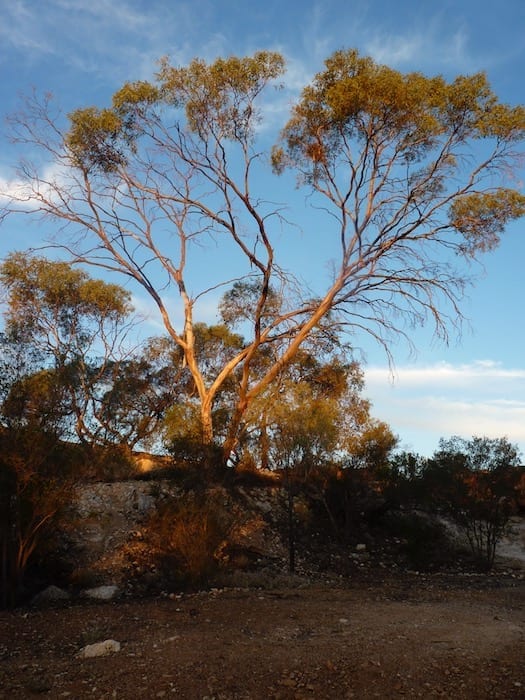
[386,512,457,571]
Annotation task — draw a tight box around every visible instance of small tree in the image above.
[0,253,135,446]
[422,436,521,568]
[91,336,187,452]
[260,356,394,569]
[267,384,339,573]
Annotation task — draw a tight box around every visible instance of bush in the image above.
[420,437,521,569]
[385,512,457,571]
[146,492,233,589]
[0,428,76,608]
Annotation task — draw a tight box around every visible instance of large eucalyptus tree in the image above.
[2,49,524,462]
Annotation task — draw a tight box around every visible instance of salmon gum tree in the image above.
[2,49,525,465]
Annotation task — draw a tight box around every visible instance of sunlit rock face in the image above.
[55,481,288,590]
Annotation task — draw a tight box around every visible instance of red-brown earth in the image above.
[1,570,524,699]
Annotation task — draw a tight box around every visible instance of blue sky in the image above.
[1,0,525,457]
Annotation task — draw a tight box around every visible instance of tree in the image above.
[0,252,136,445]
[252,353,395,568]
[0,333,77,607]
[0,428,76,607]
[263,371,343,574]
[162,322,246,469]
[422,436,522,568]
[86,336,187,452]
[3,50,525,463]
[240,349,365,466]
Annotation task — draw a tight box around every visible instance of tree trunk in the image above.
[200,403,214,448]
[221,397,250,467]
[284,465,296,574]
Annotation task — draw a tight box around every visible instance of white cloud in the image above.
[52,0,149,30]
[365,360,525,457]
[363,25,473,72]
[366,360,525,388]
[364,35,425,66]
[0,1,162,81]
[0,173,30,206]
[0,161,75,213]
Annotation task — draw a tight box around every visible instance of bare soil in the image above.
[1,572,524,699]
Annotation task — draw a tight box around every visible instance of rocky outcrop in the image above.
[48,479,524,594]
[56,480,288,589]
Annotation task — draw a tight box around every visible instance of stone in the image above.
[355,543,367,552]
[31,585,71,606]
[82,585,119,601]
[77,639,121,659]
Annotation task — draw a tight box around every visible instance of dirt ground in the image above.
[1,571,524,700]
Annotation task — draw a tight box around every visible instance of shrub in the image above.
[0,428,76,608]
[386,511,457,571]
[421,437,521,569]
[146,492,233,589]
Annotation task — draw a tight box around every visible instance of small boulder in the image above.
[77,639,121,659]
[31,585,71,606]
[82,585,119,601]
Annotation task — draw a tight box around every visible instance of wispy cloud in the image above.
[365,360,525,456]
[1,0,171,82]
[367,360,525,387]
[363,27,471,72]
[364,34,426,67]
[0,161,77,214]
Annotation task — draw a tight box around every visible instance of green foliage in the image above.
[4,363,65,433]
[275,49,525,172]
[275,48,525,257]
[450,189,525,253]
[66,107,127,172]
[94,340,185,450]
[219,281,283,330]
[0,253,175,450]
[112,81,161,112]
[0,252,132,350]
[343,421,398,473]
[191,323,245,382]
[267,382,340,471]
[157,51,285,138]
[66,52,284,173]
[272,50,450,170]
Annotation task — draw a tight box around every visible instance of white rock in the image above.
[78,639,121,658]
[355,543,367,552]
[82,585,119,601]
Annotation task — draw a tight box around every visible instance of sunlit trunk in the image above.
[201,404,214,447]
[221,396,249,467]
